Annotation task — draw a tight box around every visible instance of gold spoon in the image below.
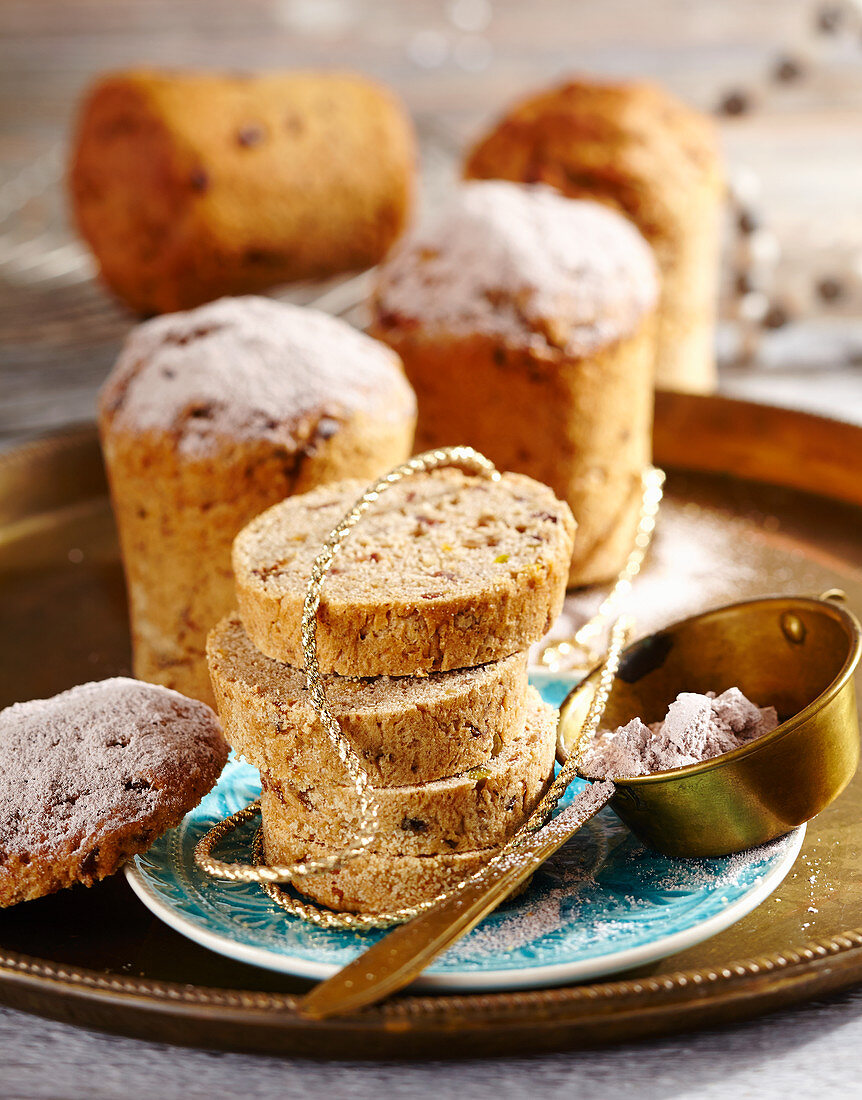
[297,780,615,1020]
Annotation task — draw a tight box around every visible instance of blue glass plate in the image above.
[126,678,804,991]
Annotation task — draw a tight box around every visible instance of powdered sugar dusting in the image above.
[0,677,227,865]
[581,688,779,779]
[531,491,828,673]
[459,792,796,961]
[376,181,658,355]
[101,296,415,456]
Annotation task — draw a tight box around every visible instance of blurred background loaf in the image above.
[464,78,724,394]
[99,296,416,706]
[70,69,416,314]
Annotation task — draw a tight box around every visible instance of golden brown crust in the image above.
[70,69,416,314]
[99,298,416,706]
[464,77,724,393]
[207,614,529,787]
[101,416,414,706]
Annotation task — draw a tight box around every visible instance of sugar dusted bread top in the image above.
[233,466,576,674]
[373,181,658,357]
[0,677,228,907]
[99,296,416,457]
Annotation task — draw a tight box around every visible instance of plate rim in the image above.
[124,807,806,992]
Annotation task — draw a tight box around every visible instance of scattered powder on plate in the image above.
[581,687,779,779]
[459,801,793,960]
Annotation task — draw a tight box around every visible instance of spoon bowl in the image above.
[557,592,862,857]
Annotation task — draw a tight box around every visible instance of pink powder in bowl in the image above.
[581,687,779,779]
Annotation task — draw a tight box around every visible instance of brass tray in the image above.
[1,392,861,1058]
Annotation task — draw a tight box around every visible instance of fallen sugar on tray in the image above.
[580,687,779,779]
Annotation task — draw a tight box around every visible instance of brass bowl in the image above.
[557,592,862,857]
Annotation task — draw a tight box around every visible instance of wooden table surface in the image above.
[2,1,862,1095]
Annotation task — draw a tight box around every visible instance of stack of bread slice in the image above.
[207,466,576,914]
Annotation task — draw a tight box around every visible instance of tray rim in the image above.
[2,390,862,1056]
[3,922,862,1056]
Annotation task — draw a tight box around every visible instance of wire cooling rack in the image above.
[0,129,457,445]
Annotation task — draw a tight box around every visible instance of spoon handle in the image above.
[297,780,616,1020]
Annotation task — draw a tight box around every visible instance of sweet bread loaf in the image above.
[370,181,657,586]
[233,466,576,673]
[0,678,227,907]
[70,69,416,314]
[259,687,555,857]
[207,614,528,787]
[464,78,723,393]
[99,296,416,705]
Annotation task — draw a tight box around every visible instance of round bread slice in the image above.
[233,467,576,675]
[259,687,555,858]
[262,834,499,914]
[207,613,528,787]
[0,678,228,908]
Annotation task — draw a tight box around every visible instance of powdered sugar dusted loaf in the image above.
[233,467,577,674]
[98,295,416,706]
[374,181,658,357]
[463,78,724,392]
[100,295,416,457]
[581,688,780,779]
[0,677,228,907]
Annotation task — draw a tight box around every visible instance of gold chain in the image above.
[538,466,665,672]
[195,450,650,929]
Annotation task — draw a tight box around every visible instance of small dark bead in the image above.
[773,55,804,82]
[735,272,755,295]
[817,276,845,302]
[237,124,265,148]
[190,167,210,192]
[285,114,304,135]
[717,90,752,117]
[764,303,791,329]
[736,209,760,235]
[816,4,843,33]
